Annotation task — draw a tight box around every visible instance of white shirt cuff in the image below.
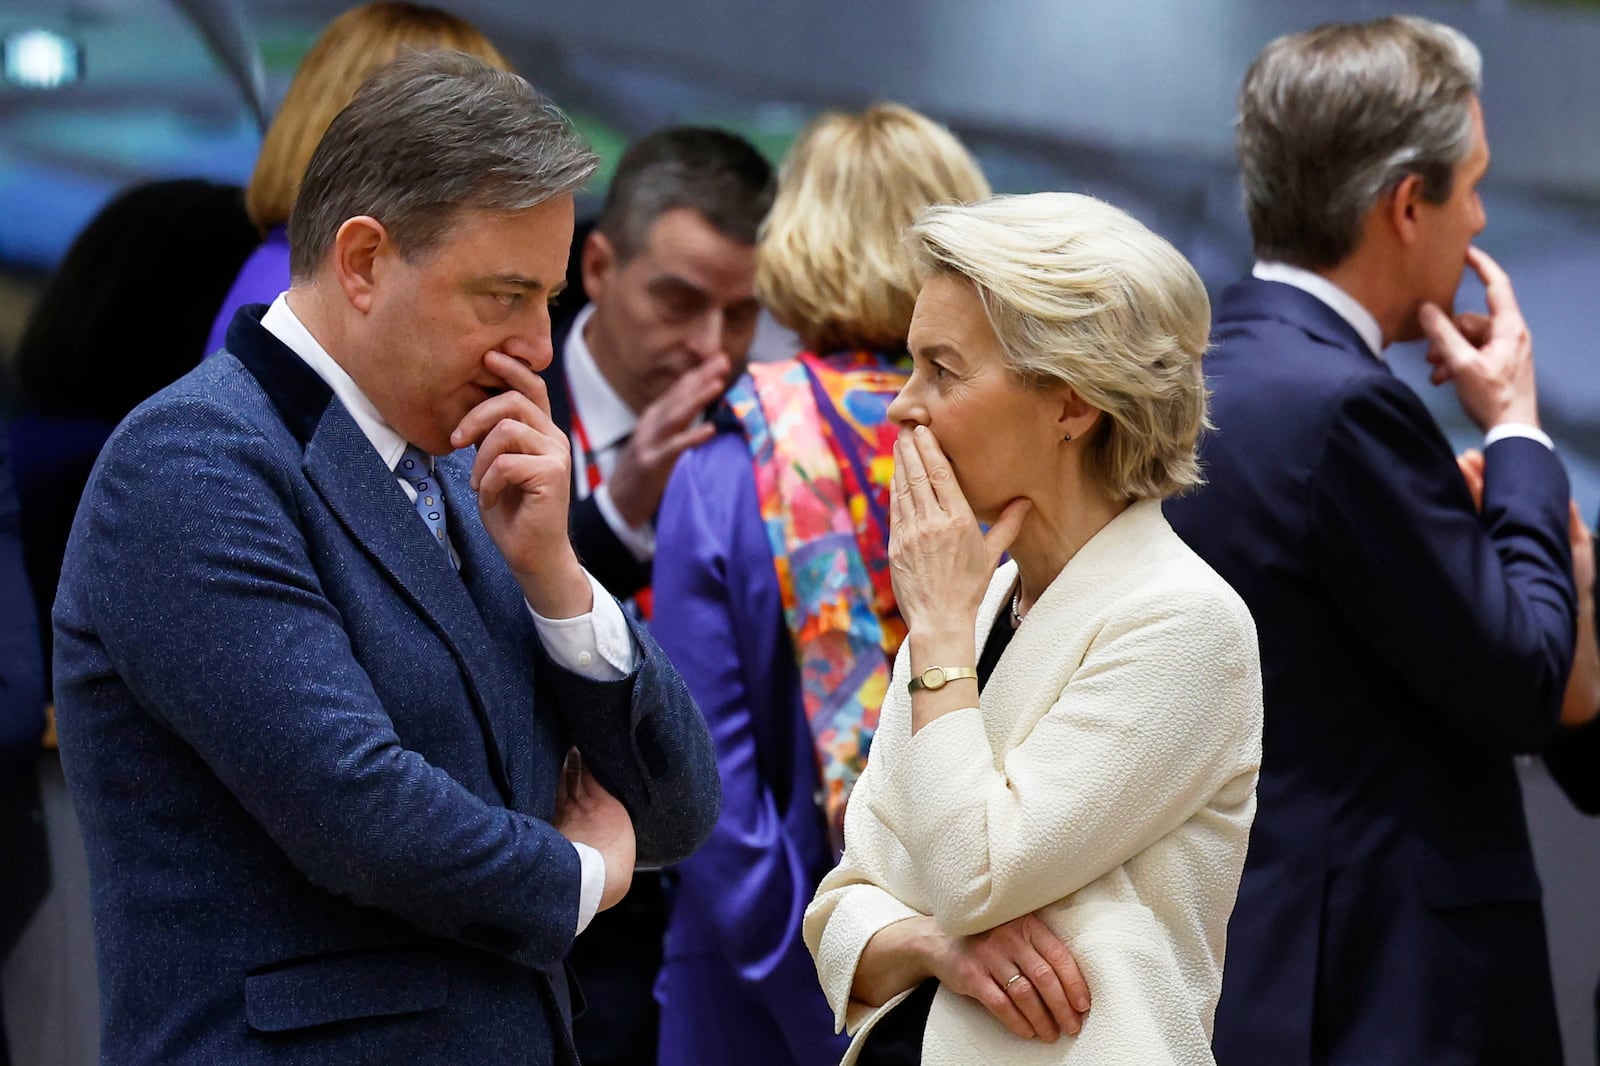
[594,483,656,563]
[572,841,606,935]
[527,570,637,679]
[1485,423,1555,451]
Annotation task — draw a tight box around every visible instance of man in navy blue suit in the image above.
[1165,16,1588,1065]
[51,52,718,1065]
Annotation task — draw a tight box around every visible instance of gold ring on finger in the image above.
[1004,973,1025,993]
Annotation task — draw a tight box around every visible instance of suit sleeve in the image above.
[0,432,45,764]
[545,613,721,868]
[64,404,589,969]
[879,589,1262,936]
[652,439,847,1060]
[1308,376,1575,753]
[804,757,926,1035]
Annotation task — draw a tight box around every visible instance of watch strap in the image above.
[908,665,979,694]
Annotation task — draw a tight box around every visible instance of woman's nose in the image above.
[886,383,924,427]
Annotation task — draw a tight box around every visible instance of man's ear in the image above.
[1387,173,1427,248]
[581,229,618,305]
[331,216,388,313]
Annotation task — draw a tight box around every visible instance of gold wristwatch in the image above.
[907,665,979,694]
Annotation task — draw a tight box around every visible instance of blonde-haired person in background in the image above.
[203,1,507,357]
[648,103,988,1066]
[804,192,1263,1065]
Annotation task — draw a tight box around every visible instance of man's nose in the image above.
[686,308,727,360]
[503,323,554,372]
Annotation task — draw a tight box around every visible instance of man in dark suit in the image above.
[542,126,772,1066]
[0,430,48,1066]
[1548,519,1600,1063]
[51,52,719,1066]
[546,127,773,603]
[1165,16,1582,1065]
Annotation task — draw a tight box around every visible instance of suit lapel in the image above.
[976,501,1168,753]
[438,451,537,803]
[229,305,521,805]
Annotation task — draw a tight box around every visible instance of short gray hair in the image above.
[1237,15,1482,268]
[289,50,598,278]
[910,193,1211,501]
[596,126,774,262]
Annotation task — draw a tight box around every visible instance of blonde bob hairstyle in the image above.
[757,102,990,355]
[909,192,1211,501]
[246,1,508,233]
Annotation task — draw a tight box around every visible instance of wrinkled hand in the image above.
[607,355,731,528]
[552,749,636,912]
[889,425,1030,639]
[929,913,1091,1042]
[452,350,590,617]
[1420,247,1538,433]
[1456,448,1485,512]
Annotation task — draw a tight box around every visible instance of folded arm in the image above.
[883,594,1261,936]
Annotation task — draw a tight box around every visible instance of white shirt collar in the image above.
[261,294,410,471]
[563,303,639,452]
[1252,261,1384,361]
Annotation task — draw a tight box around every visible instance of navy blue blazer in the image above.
[52,306,719,1065]
[1165,278,1575,1066]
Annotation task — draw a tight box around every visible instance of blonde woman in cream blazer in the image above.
[803,193,1263,1066]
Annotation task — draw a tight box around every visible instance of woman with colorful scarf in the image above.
[650,104,990,1066]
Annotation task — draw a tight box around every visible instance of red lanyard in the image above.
[567,387,605,495]
[567,386,653,620]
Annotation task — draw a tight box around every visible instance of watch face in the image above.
[922,666,947,689]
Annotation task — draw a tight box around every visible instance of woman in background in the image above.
[805,193,1263,1064]
[650,104,989,1066]
[203,0,507,356]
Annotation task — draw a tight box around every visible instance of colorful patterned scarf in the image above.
[726,350,908,856]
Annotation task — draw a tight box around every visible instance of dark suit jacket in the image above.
[1546,520,1600,816]
[1165,278,1575,1066]
[546,310,652,603]
[52,306,719,1065]
[0,428,48,959]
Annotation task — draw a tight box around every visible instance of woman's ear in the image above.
[331,215,388,313]
[1058,388,1102,442]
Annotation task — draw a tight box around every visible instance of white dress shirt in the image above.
[1252,261,1553,451]
[563,304,655,561]
[263,294,624,933]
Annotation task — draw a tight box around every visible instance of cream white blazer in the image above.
[804,499,1263,1065]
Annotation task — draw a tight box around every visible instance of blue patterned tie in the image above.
[396,445,449,552]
